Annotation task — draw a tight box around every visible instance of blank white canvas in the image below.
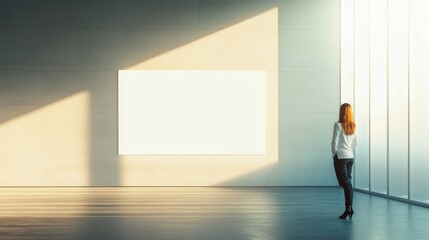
[118,70,266,155]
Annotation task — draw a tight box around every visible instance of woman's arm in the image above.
[331,123,340,157]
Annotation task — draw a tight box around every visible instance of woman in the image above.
[331,103,357,220]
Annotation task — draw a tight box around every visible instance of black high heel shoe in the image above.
[339,207,354,219]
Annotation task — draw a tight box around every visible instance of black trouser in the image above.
[334,155,354,207]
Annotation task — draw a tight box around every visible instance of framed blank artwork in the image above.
[118,70,266,155]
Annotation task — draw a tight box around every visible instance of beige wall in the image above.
[0,0,339,186]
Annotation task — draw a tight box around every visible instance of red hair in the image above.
[339,103,356,135]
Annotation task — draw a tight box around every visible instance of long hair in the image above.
[338,103,356,135]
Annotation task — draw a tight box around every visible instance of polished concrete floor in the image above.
[0,187,428,240]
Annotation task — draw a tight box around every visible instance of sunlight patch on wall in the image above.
[119,8,278,186]
[126,8,277,71]
[0,91,90,186]
[118,156,274,186]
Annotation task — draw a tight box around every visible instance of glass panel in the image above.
[369,0,388,194]
[341,0,354,105]
[354,0,370,190]
[388,0,409,199]
[409,0,429,203]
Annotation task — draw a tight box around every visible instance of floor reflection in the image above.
[0,187,428,240]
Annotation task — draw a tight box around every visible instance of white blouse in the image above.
[331,122,357,159]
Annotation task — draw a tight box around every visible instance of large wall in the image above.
[341,0,429,205]
[0,0,339,186]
